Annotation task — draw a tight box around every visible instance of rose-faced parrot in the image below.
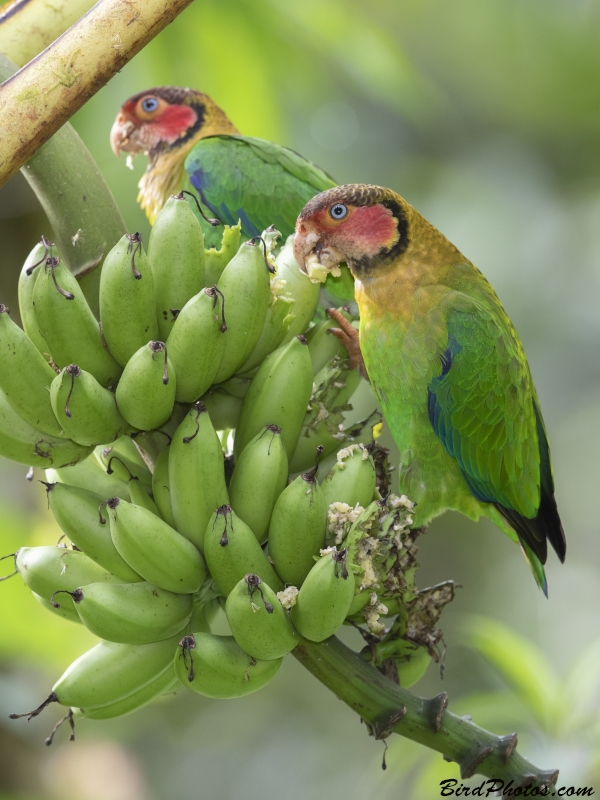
[294,183,566,593]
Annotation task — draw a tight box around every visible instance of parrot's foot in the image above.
[326,308,369,381]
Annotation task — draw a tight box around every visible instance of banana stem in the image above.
[293,635,558,788]
[0,0,195,189]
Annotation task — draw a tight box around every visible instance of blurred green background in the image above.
[1,0,600,797]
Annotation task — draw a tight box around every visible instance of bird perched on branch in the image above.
[294,184,566,592]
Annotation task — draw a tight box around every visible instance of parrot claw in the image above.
[326,308,369,381]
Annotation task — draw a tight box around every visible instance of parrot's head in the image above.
[294,184,411,281]
[110,87,239,223]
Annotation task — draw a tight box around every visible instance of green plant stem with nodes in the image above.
[293,635,558,787]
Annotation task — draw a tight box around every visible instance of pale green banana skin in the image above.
[289,367,362,473]
[68,581,193,644]
[94,440,152,490]
[108,498,206,594]
[306,310,353,375]
[127,478,160,517]
[321,447,377,511]
[53,634,182,709]
[268,474,327,587]
[203,506,283,596]
[166,288,226,403]
[204,223,241,287]
[174,632,281,699]
[395,643,432,688]
[290,551,356,642]
[234,336,314,460]
[200,388,242,431]
[213,241,272,383]
[33,259,121,388]
[16,546,126,617]
[32,591,81,623]
[151,446,175,527]
[225,577,297,660]
[45,482,142,582]
[0,390,91,468]
[47,456,130,500]
[50,366,128,446]
[99,235,159,367]
[218,375,251,399]
[169,404,229,552]
[18,242,51,358]
[276,235,320,344]
[148,194,205,341]
[238,293,295,375]
[77,669,179,719]
[229,426,288,544]
[0,306,64,436]
[115,342,176,431]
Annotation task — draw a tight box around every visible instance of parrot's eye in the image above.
[329,203,348,221]
[141,97,159,113]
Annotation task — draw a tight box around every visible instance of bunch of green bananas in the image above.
[0,196,454,741]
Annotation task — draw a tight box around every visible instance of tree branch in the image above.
[293,635,559,788]
[0,0,195,188]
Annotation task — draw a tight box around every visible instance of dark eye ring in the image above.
[141,97,159,113]
[329,203,348,220]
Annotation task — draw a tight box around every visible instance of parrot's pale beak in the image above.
[294,221,345,277]
[110,112,137,157]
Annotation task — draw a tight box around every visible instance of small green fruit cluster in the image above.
[1,200,451,741]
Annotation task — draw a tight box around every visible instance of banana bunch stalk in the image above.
[0,207,454,744]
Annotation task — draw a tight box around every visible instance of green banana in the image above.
[166,286,226,403]
[52,635,181,709]
[290,547,356,642]
[46,455,130,500]
[306,309,353,375]
[115,341,176,431]
[268,458,327,587]
[203,505,283,596]
[237,292,295,375]
[50,365,128,446]
[276,234,320,343]
[148,193,206,341]
[0,304,64,436]
[151,446,175,527]
[95,440,152,489]
[0,390,91,468]
[99,233,159,367]
[218,375,252,400]
[31,591,80,624]
[127,476,161,517]
[174,632,281,698]
[169,401,229,552]
[229,425,288,544]
[14,546,125,618]
[18,238,53,358]
[52,581,192,644]
[321,444,377,511]
[105,496,206,594]
[213,240,272,383]
[289,358,363,473]
[204,222,241,288]
[33,255,121,388]
[234,335,313,459]
[225,574,297,660]
[77,669,178,719]
[200,387,242,432]
[44,482,142,582]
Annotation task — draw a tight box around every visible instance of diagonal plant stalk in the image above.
[0,0,195,189]
[294,635,559,788]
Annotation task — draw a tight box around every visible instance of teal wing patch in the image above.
[427,304,544,540]
[184,135,336,240]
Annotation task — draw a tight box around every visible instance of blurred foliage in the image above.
[1,0,600,797]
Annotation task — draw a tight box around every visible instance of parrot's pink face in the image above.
[294,185,407,279]
[110,89,201,158]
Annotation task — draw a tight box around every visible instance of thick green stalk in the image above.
[293,635,558,788]
[0,0,195,189]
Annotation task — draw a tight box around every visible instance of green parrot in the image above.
[110,85,353,297]
[294,183,566,593]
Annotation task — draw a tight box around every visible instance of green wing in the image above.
[184,134,336,239]
[427,300,564,565]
